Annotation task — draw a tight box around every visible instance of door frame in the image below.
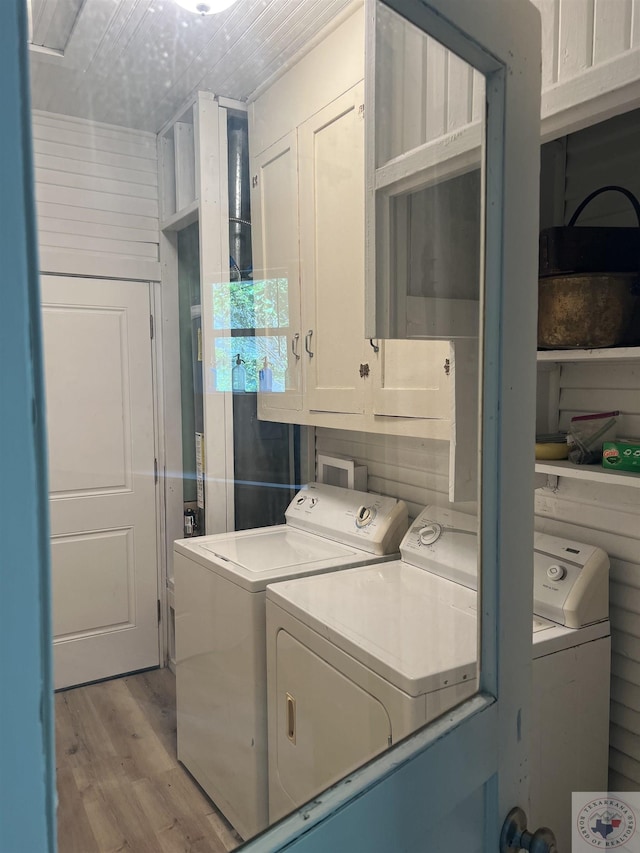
[2,0,540,848]
[1,0,56,849]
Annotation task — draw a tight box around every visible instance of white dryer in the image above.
[266,506,610,853]
[174,482,407,840]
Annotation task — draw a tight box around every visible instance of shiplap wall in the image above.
[534,0,640,89]
[315,429,474,520]
[31,110,160,281]
[317,107,640,792]
[537,111,640,790]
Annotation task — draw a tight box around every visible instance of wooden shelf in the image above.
[160,199,199,232]
[535,459,640,488]
[537,346,640,363]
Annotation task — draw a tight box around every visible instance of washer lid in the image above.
[175,526,376,591]
[267,561,478,697]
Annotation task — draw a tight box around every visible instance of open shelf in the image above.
[537,346,640,363]
[535,459,640,488]
[160,199,199,232]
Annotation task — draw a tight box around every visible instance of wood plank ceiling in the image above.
[28,0,353,131]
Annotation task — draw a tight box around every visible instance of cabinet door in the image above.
[251,132,303,417]
[366,2,484,340]
[372,339,450,419]
[298,82,367,415]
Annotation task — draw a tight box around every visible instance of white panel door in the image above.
[41,275,159,689]
[299,82,367,415]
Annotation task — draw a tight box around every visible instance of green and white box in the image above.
[603,440,640,473]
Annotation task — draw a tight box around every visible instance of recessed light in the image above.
[174,0,239,14]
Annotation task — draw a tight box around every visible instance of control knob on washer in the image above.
[546,564,566,582]
[419,523,442,545]
[355,505,375,528]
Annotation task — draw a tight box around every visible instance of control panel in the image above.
[285,483,408,556]
[400,506,479,590]
[400,506,610,628]
[533,532,609,628]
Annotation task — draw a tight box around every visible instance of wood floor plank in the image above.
[56,766,100,853]
[56,683,119,769]
[86,678,176,780]
[57,684,137,798]
[124,668,178,759]
[132,776,222,853]
[56,669,241,853]
[205,811,244,852]
[151,767,237,852]
[87,779,163,853]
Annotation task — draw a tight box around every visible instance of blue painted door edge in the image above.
[0,2,56,851]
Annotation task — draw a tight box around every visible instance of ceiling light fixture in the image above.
[174,0,239,14]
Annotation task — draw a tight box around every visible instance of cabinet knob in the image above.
[359,363,370,378]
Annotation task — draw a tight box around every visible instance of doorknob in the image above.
[500,807,558,853]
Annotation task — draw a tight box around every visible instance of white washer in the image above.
[174,482,408,840]
[266,506,611,853]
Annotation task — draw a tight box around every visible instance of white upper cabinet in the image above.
[299,83,367,415]
[371,339,450,419]
[251,132,303,416]
[249,3,477,484]
[250,7,369,426]
[365,1,484,341]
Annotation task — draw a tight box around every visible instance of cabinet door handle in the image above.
[291,333,301,361]
[286,693,296,744]
[305,330,314,358]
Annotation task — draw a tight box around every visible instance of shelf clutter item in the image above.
[567,411,619,464]
[232,353,246,393]
[535,432,568,460]
[538,186,640,349]
[603,440,640,473]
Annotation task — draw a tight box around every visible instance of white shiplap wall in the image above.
[537,111,640,790]
[534,0,640,89]
[315,429,474,520]
[318,108,640,792]
[32,110,160,281]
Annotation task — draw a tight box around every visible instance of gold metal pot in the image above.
[538,272,640,349]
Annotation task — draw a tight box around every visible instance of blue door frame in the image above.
[0,1,540,850]
[0,1,56,850]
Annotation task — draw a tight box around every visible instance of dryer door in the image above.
[271,631,392,823]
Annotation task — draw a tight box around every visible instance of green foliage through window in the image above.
[211,278,289,331]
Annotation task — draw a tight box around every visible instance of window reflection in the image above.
[210,277,290,393]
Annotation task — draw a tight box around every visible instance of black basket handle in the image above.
[569,185,640,228]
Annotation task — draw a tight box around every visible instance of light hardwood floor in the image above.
[55,668,243,853]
